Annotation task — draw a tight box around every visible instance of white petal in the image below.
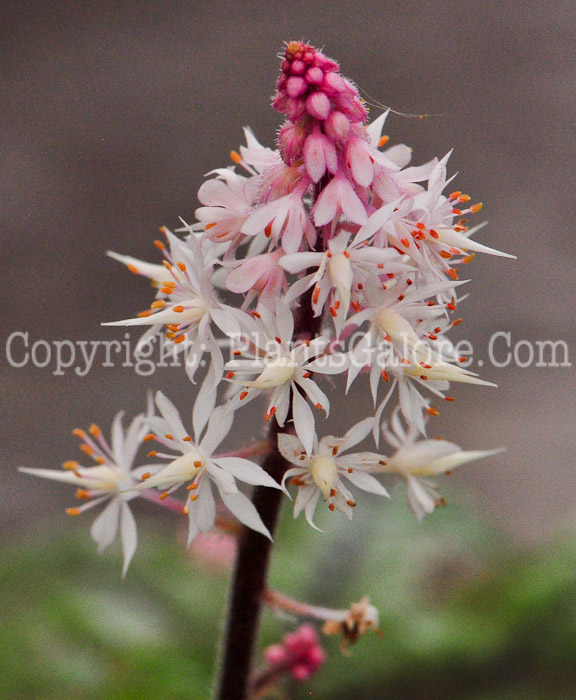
[277,433,306,464]
[213,457,282,489]
[344,470,389,496]
[219,490,272,539]
[193,368,218,441]
[192,479,216,532]
[155,392,188,440]
[291,389,316,456]
[341,417,374,451]
[120,502,138,577]
[406,476,436,521]
[200,406,234,456]
[90,498,120,552]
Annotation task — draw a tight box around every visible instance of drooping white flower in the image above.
[134,391,282,544]
[380,408,504,521]
[20,412,156,576]
[278,417,388,528]
[224,303,348,454]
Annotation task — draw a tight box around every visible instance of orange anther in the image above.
[66,508,81,516]
[88,424,101,438]
[141,472,151,480]
[328,503,335,511]
[127,264,140,274]
[147,450,157,457]
[173,305,185,313]
[63,460,79,470]
[240,391,248,400]
[426,407,440,416]
[137,310,153,318]
[75,489,91,500]
[151,300,166,309]
[378,135,389,147]
[194,460,202,468]
[230,150,242,164]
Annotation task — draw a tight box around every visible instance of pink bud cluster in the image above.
[264,624,326,682]
[274,40,368,180]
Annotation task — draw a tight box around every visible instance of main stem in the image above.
[214,290,321,700]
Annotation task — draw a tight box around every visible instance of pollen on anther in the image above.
[426,407,440,416]
[177,262,187,272]
[470,202,483,213]
[240,390,249,400]
[151,300,165,309]
[75,489,90,500]
[165,434,174,440]
[80,444,93,456]
[162,260,172,270]
[66,507,81,516]
[147,450,157,457]
[226,371,235,379]
[88,424,101,438]
[230,150,242,164]
[190,494,198,502]
[127,264,140,274]
[63,460,79,470]
[183,436,192,441]
[141,473,152,481]
[194,460,203,468]
[159,491,169,500]
[315,403,323,410]
[347,467,354,473]
[378,135,389,147]
[72,428,86,439]
[328,503,335,511]
[347,500,357,507]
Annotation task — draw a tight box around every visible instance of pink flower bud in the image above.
[306,91,331,120]
[291,59,306,75]
[321,71,347,96]
[324,110,350,144]
[286,76,308,98]
[305,66,324,85]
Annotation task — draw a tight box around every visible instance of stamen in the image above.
[66,508,81,516]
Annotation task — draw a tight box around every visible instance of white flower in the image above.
[280,229,407,334]
[345,275,496,436]
[381,408,504,521]
[104,229,244,386]
[278,417,389,528]
[20,412,154,576]
[134,391,282,544]
[224,303,348,454]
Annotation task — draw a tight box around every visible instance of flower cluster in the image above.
[22,41,511,576]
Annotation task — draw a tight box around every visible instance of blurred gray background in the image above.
[3,0,575,542]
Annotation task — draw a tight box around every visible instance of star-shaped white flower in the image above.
[224,303,348,454]
[104,229,245,386]
[278,417,389,528]
[134,391,282,544]
[381,408,504,521]
[20,411,155,576]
